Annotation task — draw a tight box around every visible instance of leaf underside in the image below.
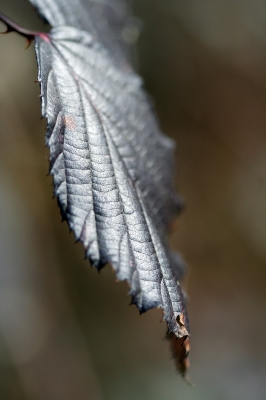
[29,0,190,374]
[30,0,135,67]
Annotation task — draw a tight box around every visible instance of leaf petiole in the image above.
[0,11,50,46]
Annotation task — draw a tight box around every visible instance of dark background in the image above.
[0,1,266,399]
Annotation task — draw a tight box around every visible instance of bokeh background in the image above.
[1,1,266,399]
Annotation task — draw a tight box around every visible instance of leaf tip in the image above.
[168,332,190,378]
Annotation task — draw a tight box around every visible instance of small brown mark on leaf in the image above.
[168,217,180,233]
[64,115,76,131]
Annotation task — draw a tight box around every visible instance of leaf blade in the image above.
[36,25,187,324]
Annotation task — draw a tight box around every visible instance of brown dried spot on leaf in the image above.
[63,115,76,131]
[168,217,180,234]
[168,333,190,377]
[168,313,190,377]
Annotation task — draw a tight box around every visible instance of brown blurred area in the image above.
[0,1,266,399]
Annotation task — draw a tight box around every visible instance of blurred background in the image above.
[0,0,266,399]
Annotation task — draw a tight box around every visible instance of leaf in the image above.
[0,1,190,375]
[30,0,136,66]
